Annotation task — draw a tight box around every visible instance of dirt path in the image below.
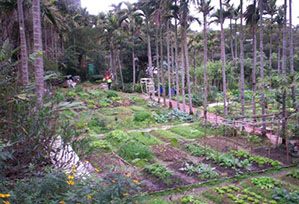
[143,95,281,145]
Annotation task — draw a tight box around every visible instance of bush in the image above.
[1,170,139,203]
[106,130,130,145]
[133,111,152,122]
[118,141,153,161]
[106,90,118,98]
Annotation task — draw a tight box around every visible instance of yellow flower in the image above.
[0,194,10,198]
[3,201,10,204]
[67,175,74,180]
[86,194,92,200]
[94,168,101,173]
[132,179,140,185]
[59,201,65,204]
[67,180,75,186]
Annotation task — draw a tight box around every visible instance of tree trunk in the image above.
[277,38,281,73]
[32,0,45,107]
[166,21,172,108]
[259,0,266,136]
[229,18,235,62]
[193,48,197,86]
[252,25,257,124]
[181,45,186,112]
[17,0,29,86]
[132,46,136,91]
[239,0,245,118]
[220,0,228,117]
[146,19,153,78]
[155,30,161,103]
[174,14,180,110]
[289,0,297,113]
[269,14,273,69]
[160,28,166,106]
[203,11,208,122]
[117,50,124,90]
[281,0,288,139]
[184,28,193,114]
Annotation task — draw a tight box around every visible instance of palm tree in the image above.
[219,0,228,117]
[180,0,193,114]
[197,0,213,122]
[137,0,156,78]
[281,0,287,139]
[289,0,297,112]
[239,0,245,120]
[173,0,180,110]
[266,0,277,70]
[123,2,143,91]
[17,0,29,86]
[244,0,258,127]
[259,0,266,136]
[32,0,45,106]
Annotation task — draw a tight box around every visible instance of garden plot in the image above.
[54,84,295,198]
[202,175,299,204]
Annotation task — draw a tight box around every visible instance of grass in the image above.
[129,132,162,146]
[169,126,206,139]
[117,140,153,162]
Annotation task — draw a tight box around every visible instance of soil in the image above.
[253,146,293,165]
[197,136,245,153]
[87,152,136,175]
[152,144,190,161]
[141,170,189,192]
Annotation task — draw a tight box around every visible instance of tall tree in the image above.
[239,0,245,119]
[259,0,266,136]
[281,0,287,139]
[289,0,297,112]
[219,0,228,117]
[32,0,45,106]
[180,0,193,114]
[244,0,258,128]
[17,0,29,86]
[197,0,213,122]
[266,0,277,70]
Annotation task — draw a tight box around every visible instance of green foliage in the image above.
[88,117,107,133]
[129,132,161,146]
[185,144,252,169]
[88,140,111,152]
[106,130,130,145]
[180,163,219,179]
[272,188,299,204]
[0,141,12,178]
[170,126,204,138]
[106,90,119,98]
[144,164,172,184]
[251,177,281,189]
[287,170,299,179]
[231,150,281,167]
[153,109,193,123]
[117,140,153,162]
[2,170,139,204]
[181,195,207,204]
[133,111,152,122]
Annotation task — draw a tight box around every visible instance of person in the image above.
[104,69,113,90]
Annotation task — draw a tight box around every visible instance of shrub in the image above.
[2,170,139,204]
[117,141,153,161]
[88,117,107,133]
[251,177,281,189]
[106,90,118,98]
[106,130,130,145]
[133,111,152,122]
[144,164,172,183]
